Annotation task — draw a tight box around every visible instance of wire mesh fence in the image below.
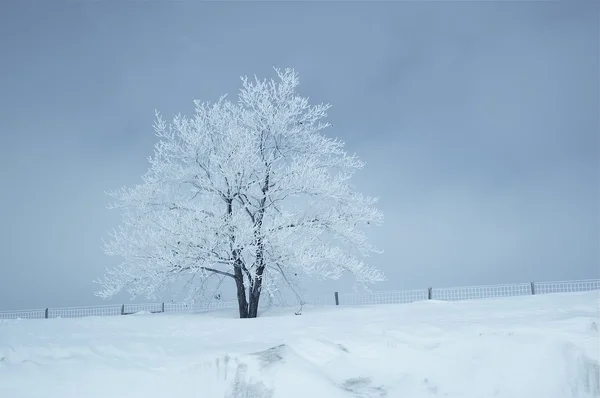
[1,278,598,320]
[534,279,600,295]
[163,300,239,314]
[338,289,428,306]
[0,309,46,320]
[50,305,122,319]
[431,282,532,301]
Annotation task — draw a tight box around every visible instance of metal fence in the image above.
[1,279,598,320]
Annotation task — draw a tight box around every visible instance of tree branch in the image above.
[201,266,235,279]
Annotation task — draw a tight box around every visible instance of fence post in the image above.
[334,291,339,306]
[121,304,125,315]
[530,281,536,295]
[428,287,432,300]
[45,308,49,319]
[161,302,165,313]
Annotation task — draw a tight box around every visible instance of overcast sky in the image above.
[0,1,598,311]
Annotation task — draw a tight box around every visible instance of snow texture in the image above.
[1,292,598,397]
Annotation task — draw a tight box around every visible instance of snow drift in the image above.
[1,292,598,397]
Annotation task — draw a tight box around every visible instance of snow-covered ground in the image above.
[1,292,599,398]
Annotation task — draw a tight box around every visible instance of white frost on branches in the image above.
[96,68,385,306]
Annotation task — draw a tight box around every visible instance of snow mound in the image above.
[0,292,598,397]
[131,310,153,315]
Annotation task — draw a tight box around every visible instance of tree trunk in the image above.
[234,270,249,319]
[247,266,265,318]
[248,292,260,318]
[227,197,250,319]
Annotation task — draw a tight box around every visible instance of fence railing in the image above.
[1,279,598,320]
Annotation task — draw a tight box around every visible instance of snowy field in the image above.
[1,292,599,398]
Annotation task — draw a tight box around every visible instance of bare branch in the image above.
[200,267,235,279]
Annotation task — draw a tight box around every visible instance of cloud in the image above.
[0,1,597,310]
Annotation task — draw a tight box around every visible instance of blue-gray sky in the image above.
[0,1,598,310]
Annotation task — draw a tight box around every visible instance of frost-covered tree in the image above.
[96,68,385,318]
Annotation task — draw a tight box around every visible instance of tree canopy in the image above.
[96,68,385,318]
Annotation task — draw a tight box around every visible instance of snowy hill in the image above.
[1,292,599,398]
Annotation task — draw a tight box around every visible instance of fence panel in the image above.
[0,309,46,320]
[338,289,428,306]
[164,300,239,314]
[194,300,238,313]
[50,305,122,319]
[123,303,163,315]
[535,279,600,295]
[432,283,532,301]
[164,302,194,314]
